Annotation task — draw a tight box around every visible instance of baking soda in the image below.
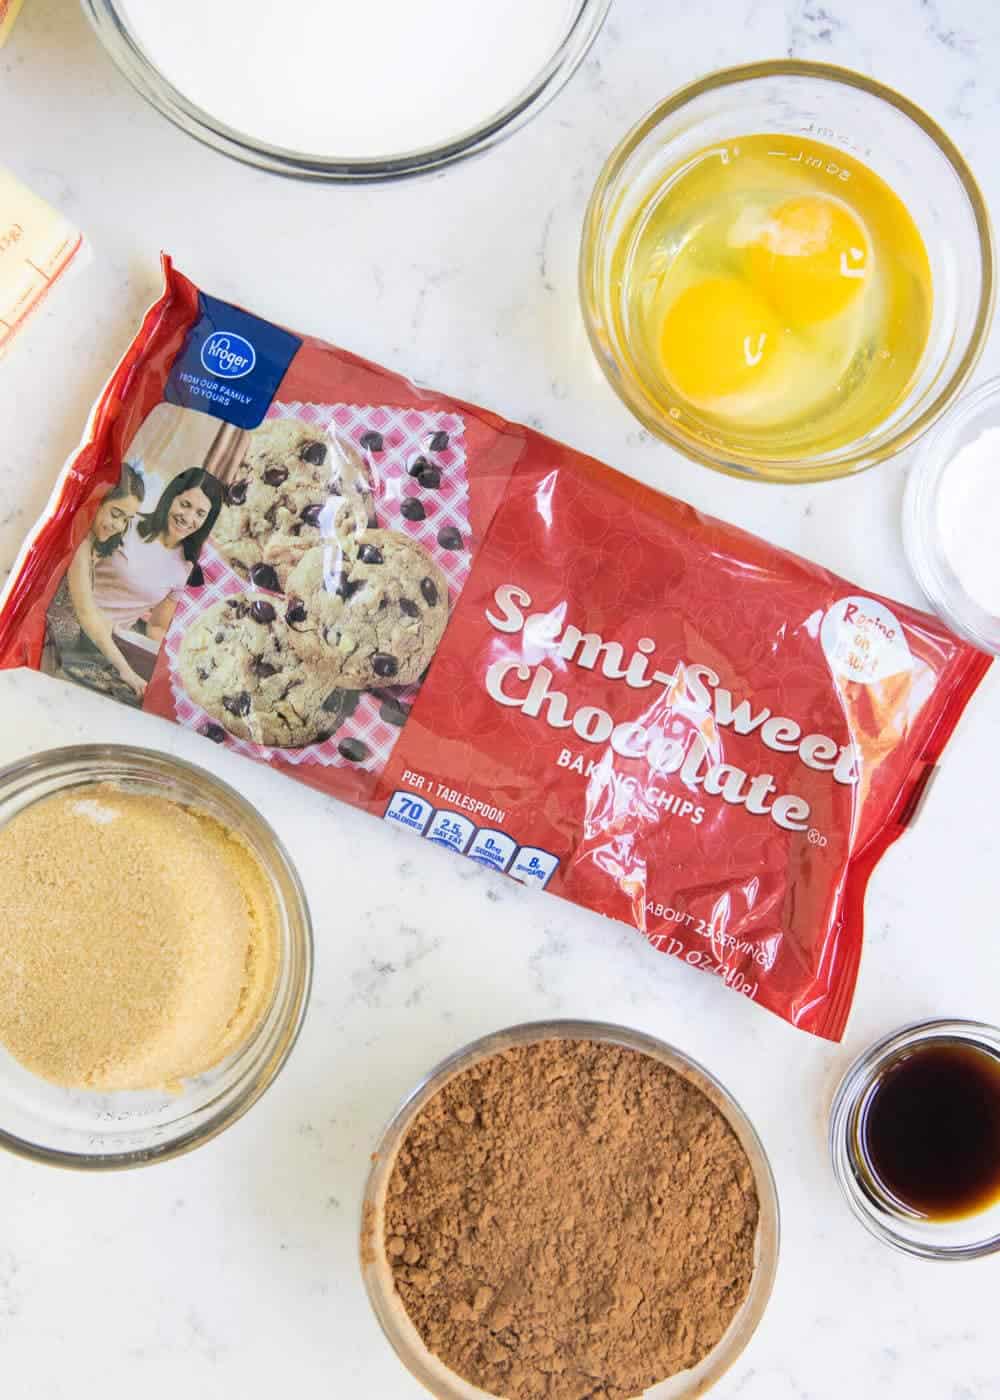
[120,0,577,158]
[937,427,1000,617]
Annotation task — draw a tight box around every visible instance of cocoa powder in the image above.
[383,1038,759,1400]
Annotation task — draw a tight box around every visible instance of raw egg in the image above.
[659,277,781,402]
[746,195,870,323]
[615,133,933,455]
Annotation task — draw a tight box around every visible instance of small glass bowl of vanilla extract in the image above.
[830,1020,1000,1259]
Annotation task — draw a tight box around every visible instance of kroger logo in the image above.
[200,331,256,380]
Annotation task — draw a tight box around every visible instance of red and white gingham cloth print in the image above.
[165,400,470,773]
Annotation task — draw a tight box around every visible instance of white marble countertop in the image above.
[2,1,1000,1396]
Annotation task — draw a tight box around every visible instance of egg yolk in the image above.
[747,195,870,323]
[659,276,781,402]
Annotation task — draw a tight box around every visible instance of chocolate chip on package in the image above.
[0,257,989,1039]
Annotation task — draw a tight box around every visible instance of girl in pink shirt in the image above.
[53,467,223,700]
[46,465,146,693]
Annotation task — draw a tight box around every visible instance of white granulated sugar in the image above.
[937,426,1000,618]
[120,0,577,158]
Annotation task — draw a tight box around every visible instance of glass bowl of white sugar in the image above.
[82,0,611,180]
[903,377,1000,656]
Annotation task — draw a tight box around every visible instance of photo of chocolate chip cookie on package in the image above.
[165,401,472,774]
[177,593,361,749]
[284,529,449,688]
[212,416,378,590]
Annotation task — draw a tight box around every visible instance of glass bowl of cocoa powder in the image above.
[361,1020,779,1400]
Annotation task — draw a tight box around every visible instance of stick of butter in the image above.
[0,0,25,47]
[0,166,83,359]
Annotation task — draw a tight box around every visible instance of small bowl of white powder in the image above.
[82,0,611,180]
[904,377,1000,656]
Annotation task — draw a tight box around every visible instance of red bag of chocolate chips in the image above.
[0,257,989,1039]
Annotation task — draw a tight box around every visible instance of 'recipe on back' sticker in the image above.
[821,596,913,684]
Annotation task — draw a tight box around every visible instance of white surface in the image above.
[1,2,1000,1397]
[119,0,578,157]
[938,427,1000,615]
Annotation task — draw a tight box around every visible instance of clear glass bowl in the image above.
[580,60,995,483]
[830,1019,1000,1260]
[903,376,1000,655]
[81,0,611,181]
[0,745,312,1170]
[361,1019,780,1399]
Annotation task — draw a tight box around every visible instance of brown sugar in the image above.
[0,784,279,1091]
[383,1039,759,1400]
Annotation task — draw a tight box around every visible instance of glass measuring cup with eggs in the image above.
[581,61,994,482]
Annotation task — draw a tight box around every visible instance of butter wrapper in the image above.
[0,165,83,358]
[0,0,25,48]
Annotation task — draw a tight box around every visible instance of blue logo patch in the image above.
[200,331,257,380]
[166,292,301,430]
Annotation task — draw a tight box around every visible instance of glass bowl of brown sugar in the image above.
[360,1019,779,1399]
[0,744,312,1169]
